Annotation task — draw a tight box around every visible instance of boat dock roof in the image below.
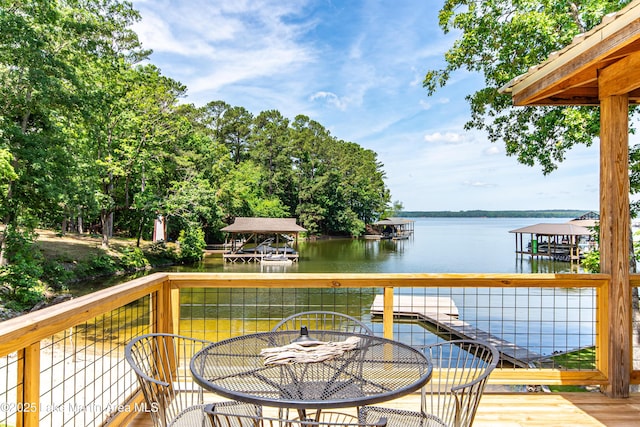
[509,223,591,236]
[221,217,306,233]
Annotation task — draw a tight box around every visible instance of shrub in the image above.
[581,250,600,273]
[0,227,46,310]
[0,262,46,311]
[120,247,149,271]
[41,260,73,291]
[74,254,117,279]
[144,241,179,265]
[177,226,205,263]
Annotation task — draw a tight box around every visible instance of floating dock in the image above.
[223,253,299,263]
[370,295,542,367]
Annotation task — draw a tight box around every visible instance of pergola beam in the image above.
[599,49,640,97]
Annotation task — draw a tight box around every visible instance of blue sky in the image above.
[130,0,602,212]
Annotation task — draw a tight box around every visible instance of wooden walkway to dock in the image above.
[370,295,542,367]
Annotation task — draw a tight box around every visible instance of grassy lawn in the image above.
[547,347,596,392]
[35,229,145,262]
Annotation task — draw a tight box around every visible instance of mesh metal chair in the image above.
[359,340,499,427]
[125,333,260,427]
[298,412,362,423]
[205,406,387,427]
[271,311,374,335]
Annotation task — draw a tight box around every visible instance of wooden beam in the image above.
[512,69,599,105]
[599,49,640,97]
[598,92,630,398]
[630,87,640,101]
[171,284,180,334]
[17,343,40,427]
[508,0,640,105]
[524,93,600,106]
[383,287,394,339]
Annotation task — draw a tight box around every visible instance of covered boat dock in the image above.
[368,217,415,240]
[510,222,595,262]
[220,217,306,263]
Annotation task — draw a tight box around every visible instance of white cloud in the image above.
[423,132,465,144]
[484,146,501,155]
[132,0,316,96]
[310,91,348,110]
[419,97,450,110]
[463,180,497,188]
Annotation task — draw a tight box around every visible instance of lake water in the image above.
[171,217,593,356]
[168,217,583,274]
[72,217,594,357]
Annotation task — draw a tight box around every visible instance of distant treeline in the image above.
[397,210,593,218]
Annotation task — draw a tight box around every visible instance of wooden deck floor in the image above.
[126,392,640,427]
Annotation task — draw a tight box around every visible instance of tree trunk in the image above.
[100,210,110,248]
[77,206,84,234]
[136,216,144,247]
[0,226,7,267]
[61,207,68,236]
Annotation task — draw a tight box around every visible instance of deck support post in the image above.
[598,91,630,398]
[383,287,394,339]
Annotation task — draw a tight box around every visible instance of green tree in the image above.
[0,226,44,310]
[384,200,405,219]
[177,224,206,263]
[200,100,231,144]
[220,106,253,165]
[250,110,296,210]
[0,0,145,259]
[0,1,394,280]
[425,0,632,175]
[112,65,188,246]
[0,1,78,263]
[334,141,390,231]
[290,115,333,235]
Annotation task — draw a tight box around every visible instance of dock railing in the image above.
[0,272,637,426]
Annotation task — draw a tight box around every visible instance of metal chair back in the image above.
[205,406,387,427]
[271,311,374,335]
[125,333,214,427]
[420,340,499,427]
[359,340,497,427]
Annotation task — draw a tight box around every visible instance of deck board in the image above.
[126,392,640,427]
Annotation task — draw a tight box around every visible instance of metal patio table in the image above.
[190,330,432,419]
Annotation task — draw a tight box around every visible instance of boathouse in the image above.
[510,222,593,262]
[369,217,415,240]
[510,212,599,261]
[220,217,306,263]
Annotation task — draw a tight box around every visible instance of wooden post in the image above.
[152,279,175,334]
[16,343,40,427]
[383,287,394,339]
[171,285,180,334]
[598,92,630,398]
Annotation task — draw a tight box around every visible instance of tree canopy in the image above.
[0,0,391,242]
[425,0,635,177]
[0,0,392,306]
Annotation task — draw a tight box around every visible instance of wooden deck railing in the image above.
[0,272,637,426]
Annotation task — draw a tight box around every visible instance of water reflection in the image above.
[162,217,584,275]
[67,218,593,355]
